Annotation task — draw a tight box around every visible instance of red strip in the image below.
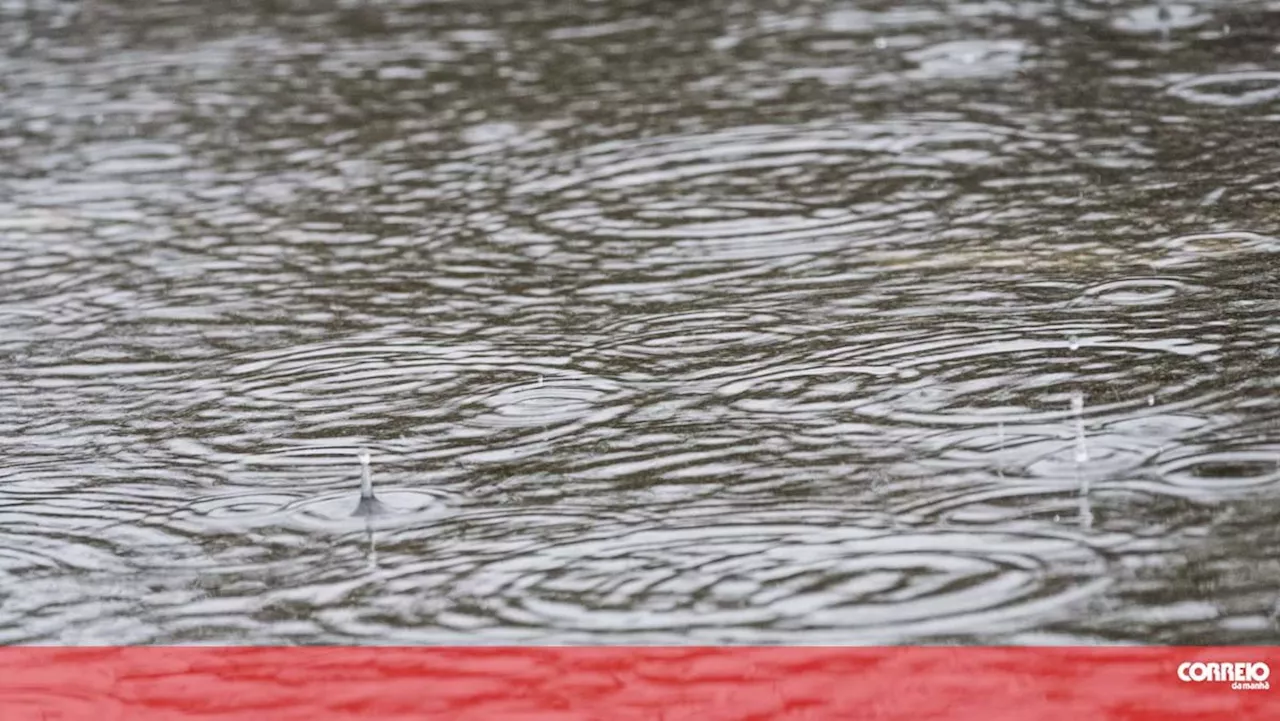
[1,647,1275,720]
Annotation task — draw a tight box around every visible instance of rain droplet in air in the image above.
[1072,391,1090,465]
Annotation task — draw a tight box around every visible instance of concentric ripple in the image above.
[205,340,633,458]
[706,322,1227,429]
[436,513,1109,640]
[1154,444,1280,497]
[466,373,629,431]
[897,421,1163,484]
[1071,277,1192,307]
[905,39,1027,79]
[1111,4,1212,34]
[588,309,798,365]
[714,362,906,416]
[840,325,1225,427]
[223,342,493,402]
[507,121,1017,263]
[162,485,455,536]
[1145,230,1280,269]
[1167,71,1280,107]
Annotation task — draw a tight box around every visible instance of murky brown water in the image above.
[1,0,1278,644]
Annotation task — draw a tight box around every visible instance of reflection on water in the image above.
[0,0,1278,644]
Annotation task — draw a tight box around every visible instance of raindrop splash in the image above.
[352,449,387,518]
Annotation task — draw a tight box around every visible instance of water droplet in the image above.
[1072,391,1089,464]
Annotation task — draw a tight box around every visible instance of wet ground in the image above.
[1,0,1278,644]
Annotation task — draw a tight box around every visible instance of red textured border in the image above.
[1,646,1275,720]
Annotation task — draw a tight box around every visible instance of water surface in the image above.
[1,0,1279,644]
